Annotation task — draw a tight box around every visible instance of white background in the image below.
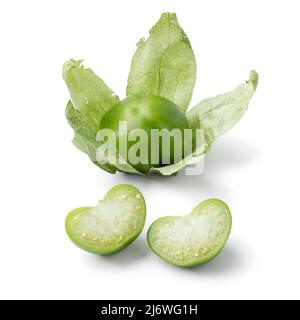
[0,0,299,300]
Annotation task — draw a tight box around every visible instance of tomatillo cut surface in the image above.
[147,199,232,267]
[65,184,146,254]
[99,95,189,173]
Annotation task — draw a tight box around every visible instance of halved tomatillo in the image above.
[65,184,146,254]
[147,199,232,267]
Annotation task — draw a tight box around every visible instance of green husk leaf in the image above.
[151,71,259,176]
[65,100,116,174]
[126,12,196,111]
[187,70,258,148]
[149,149,205,176]
[63,59,119,132]
[63,59,120,172]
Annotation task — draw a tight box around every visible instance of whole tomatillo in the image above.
[99,95,189,173]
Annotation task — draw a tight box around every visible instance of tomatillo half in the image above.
[147,199,232,267]
[65,184,146,255]
[99,95,189,173]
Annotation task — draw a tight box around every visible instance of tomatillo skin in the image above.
[99,95,189,173]
[147,199,232,267]
[65,184,146,255]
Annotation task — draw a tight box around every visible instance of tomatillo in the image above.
[147,199,232,267]
[65,184,146,255]
[99,95,189,173]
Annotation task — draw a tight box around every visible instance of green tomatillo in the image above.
[99,95,189,173]
[63,12,258,176]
